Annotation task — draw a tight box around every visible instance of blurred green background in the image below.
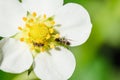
[0,0,120,80]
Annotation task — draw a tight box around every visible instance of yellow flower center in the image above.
[16,12,61,53]
[29,24,49,41]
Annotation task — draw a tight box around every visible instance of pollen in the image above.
[17,12,61,53]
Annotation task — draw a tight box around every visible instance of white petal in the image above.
[0,38,8,64]
[0,38,8,48]
[34,47,76,80]
[54,3,92,46]
[21,0,63,16]
[0,38,33,73]
[0,0,26,37]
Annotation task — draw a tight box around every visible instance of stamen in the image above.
[49,28,54,34]
[20,38,24,42]
[26,24,31,28]
[32,12,37,17]
[54,34,60,38]
[23,17,27,21]
[28,32,31,37]
[40,47,44,52]
[51,21,55,25]
[17,12,61,53]
[46,34,51,40]
[39,23,46,27]
[43,14,47,19]
[29,18,34,23]
[18,26,23,30]
[30,46,35,50]
[50,43,55,48]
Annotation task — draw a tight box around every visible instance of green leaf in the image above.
[0,36,3,40]
[18,0,22,3]
[27,63,34,76]
[27,11,30,16]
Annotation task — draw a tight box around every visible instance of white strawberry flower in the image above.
[0,0,92,80]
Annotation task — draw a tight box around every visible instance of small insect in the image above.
[55,38,71,45]
[33,42,44,47]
